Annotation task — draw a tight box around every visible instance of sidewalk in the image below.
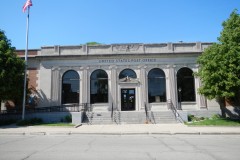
[1,124,240,135]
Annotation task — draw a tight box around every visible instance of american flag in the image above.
[22,0,33,12]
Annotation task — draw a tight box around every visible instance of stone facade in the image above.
[17,42,220,112]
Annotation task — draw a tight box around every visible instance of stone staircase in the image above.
[149,111,177,124]
[83,111,113,125]
[119,111,148,124]
[83,111,178,125]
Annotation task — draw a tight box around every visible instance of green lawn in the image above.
[16,118,74,127]
[38,123,75,127]
[186,118,240,126]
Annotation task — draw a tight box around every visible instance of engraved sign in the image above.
[98,58,156,64]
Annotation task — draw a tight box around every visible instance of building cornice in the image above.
[16,42,213,58]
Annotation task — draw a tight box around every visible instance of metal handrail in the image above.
[167,99,184,123]
[0,103,89,114]
[144,103,150,123]
[111,103,114,120]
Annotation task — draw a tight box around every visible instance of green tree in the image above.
[0,30,25,107]
[86,42,101,45]
[196,10,240,117]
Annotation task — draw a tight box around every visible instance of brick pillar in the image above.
[27,68,38,89]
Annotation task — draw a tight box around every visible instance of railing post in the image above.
[111,103,113,120]
[178,88,182,110]
[167,99,172,110]
[84,103,87,112]
[89,103,91,112]
[144,103,149,123]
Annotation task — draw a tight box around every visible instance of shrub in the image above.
[17,118,43,126]
[188,114,195,121]
[188,114,205,122]
[64,115,72,123]
[211,114,221,120]
[0,119,17,126]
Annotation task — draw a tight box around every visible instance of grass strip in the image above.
[38,123,75,127]
[187,118,240,126]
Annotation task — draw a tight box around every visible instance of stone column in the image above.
[200,94,207,109]
[140,66,147,110]
[51,67,60,106]
[82,67,89,104]
[193,65,207,110]
[196,77,207,109]
[169,66,178,109]
[110,66,117,110]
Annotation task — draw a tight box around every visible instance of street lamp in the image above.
[178,87,182,110]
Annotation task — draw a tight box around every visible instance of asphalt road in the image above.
[0,135,239,160]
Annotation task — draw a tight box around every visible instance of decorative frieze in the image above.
[35,42,212,57]
[113,44,140,52]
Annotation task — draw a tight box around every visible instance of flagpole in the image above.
[22,7,30,120]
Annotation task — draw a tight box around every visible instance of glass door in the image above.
[121,88,135,111]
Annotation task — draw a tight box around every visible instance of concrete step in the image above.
[119,111,146,124]
[82,111,177,125]
[150,111,177,124]
[83,112,114,125]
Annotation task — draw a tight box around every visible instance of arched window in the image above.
[62,70,79,104]
[90,69,108,103]
[148,68,166,103]
[119,69,137,79]
[177,67,195,102]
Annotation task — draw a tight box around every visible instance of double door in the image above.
[121,88,135,111]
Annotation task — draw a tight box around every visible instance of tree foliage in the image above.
[196,10,240,106]
[86,42,101,46]
[0,30,25,105]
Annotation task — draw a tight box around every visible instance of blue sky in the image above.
[0,0,239,49]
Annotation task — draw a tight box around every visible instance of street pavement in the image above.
[1,123,240,135]
[2,124,240,160]
[1,134,240,160]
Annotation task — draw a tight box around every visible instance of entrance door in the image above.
[121,88,135,111]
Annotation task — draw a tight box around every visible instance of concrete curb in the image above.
[1,131,240,136]
[1,124,240,136]
[0,132,26,135]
